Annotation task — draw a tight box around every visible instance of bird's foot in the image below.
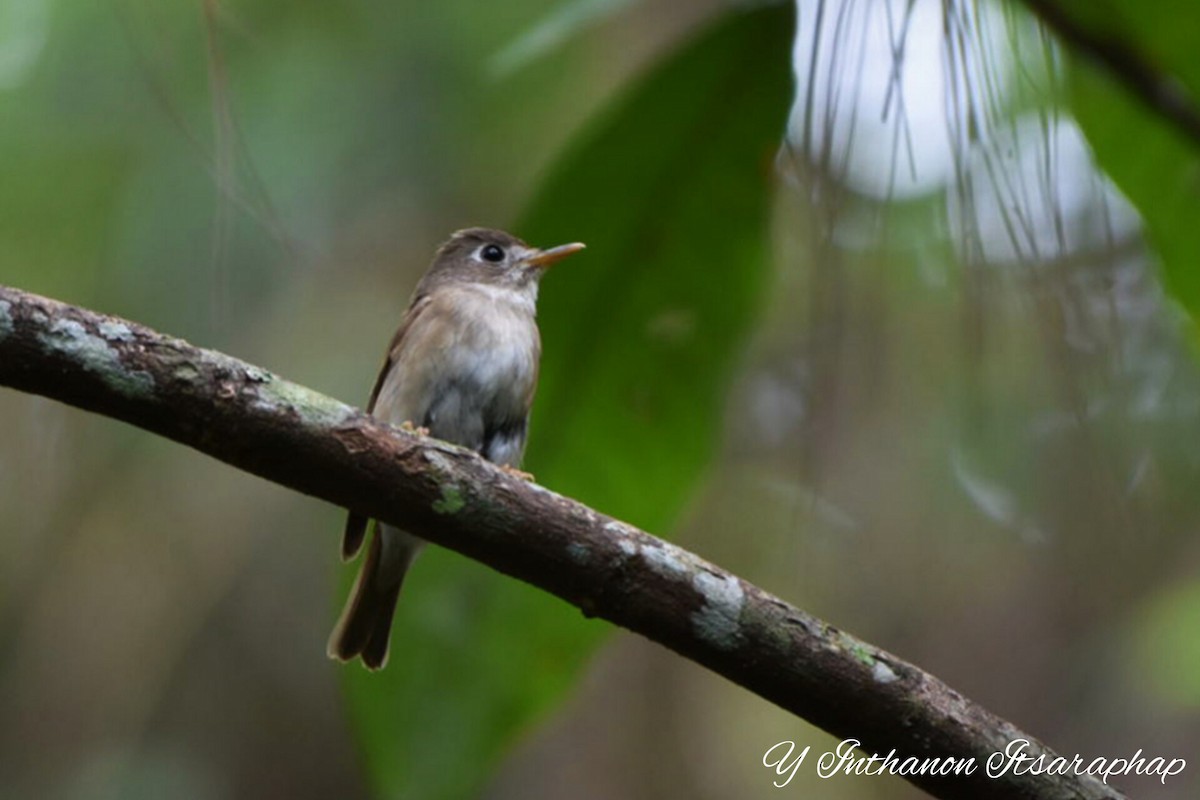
[399,420,431,437]
[500,464,536,482]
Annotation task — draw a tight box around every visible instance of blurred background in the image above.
[1,0,1198,798]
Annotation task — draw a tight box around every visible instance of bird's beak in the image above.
[525,242,586,268]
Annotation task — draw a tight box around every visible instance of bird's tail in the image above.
[327,521,421,670]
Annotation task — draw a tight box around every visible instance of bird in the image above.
[327,227,585,669]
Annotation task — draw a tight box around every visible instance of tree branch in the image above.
[1020,0,1200,149]
[0,284,1123,800]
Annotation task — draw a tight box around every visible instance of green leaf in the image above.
[342,5,793,799]
[1055,1,1200,318]
[1128,578,1200,707]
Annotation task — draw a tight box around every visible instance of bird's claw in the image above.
[399,420,431,437]
[500,465,536,482]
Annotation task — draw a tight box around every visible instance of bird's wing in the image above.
[365,293,433,413]
[341,294,433,561]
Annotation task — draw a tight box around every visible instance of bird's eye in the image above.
[480,244,505,263]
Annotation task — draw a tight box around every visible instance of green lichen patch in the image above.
[171,363,202,384]
[641,542,689,577]
[691,571,745,651]
[844,637,876,667]
[432,484,466,515]
[97,320,135,342]
[256,377,354,427]
[243,365,272,383]
[38,318,154,398]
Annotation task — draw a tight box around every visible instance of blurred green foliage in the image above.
[1052,3,1200,713]
[1131,578,1200,708]
[342,7,792,798]
[1058,0,1200,322]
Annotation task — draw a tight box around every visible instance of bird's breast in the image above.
[446,286,540,397]
[373,284,543,445]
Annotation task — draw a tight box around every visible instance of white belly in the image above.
[374,283,541,433]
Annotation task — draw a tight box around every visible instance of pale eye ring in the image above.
[480,244,505,263]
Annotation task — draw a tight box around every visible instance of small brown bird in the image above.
[327,227,585,669]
